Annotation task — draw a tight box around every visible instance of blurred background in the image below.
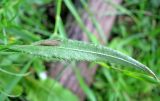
[0,0,160,101]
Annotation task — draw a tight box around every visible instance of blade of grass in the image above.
[72,62,96,101]
[64,0,98,43]
[58,17,68,39]
[0,67,30,76]
[80,0,106,42]
[0,59,33,101]
[50,0,62,37]
[2,28,7,45]
[98,62,159,84]
[104,0,139,25]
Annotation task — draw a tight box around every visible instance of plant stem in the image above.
[50,0,62,38]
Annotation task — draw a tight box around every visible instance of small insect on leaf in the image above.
[34,40,61,46]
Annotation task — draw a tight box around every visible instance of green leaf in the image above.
[0,84,23,98]
[25,78,78,101]
[7,39,158,80]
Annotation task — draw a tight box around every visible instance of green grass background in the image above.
[0,0,160,101]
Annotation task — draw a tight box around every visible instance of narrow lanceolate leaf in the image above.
[8,39,157,80]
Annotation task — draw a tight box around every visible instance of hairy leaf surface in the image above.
[7,39,157,79]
